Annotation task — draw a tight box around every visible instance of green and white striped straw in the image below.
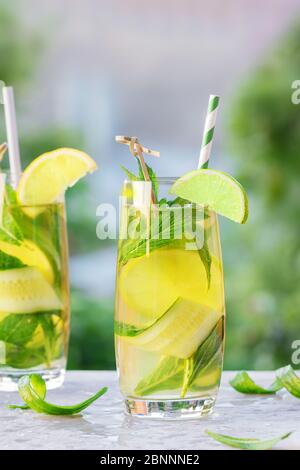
[197,94,220,169]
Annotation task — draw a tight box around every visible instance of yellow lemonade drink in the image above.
[115,179,225,418]
[0,199,70,389]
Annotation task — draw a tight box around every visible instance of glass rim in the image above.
[124,177,178,185]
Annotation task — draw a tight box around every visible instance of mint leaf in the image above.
[133,317,223,397]
[5,184,17,205]
[134,356,183,396]
[137,161,158,201]
[0,251,26,270]
[0,314,39,345]
[115,321,147,337]
[115,300,179,338]
[276,365,300,398]
[2,343,47,369]
[198,239,212,289]
[12,374,108,415]
[0,184,24,246]
[230,371,281,394]
[229,365,300,398]
[206,430,292,450]
[120,165,139,181]
[119,208,189,265]
[187,317,223,388]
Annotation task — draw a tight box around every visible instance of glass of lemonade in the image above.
[115,178,225,418]
[0,173,70,391]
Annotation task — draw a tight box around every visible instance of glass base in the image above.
[0,368,65,391]
[124,396,216,419]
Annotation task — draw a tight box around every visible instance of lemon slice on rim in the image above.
[17,148,97,207]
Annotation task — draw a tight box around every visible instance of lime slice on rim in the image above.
[17,148,97,207]
[170,169,248,224]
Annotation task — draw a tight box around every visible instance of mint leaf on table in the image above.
[230,371,281,395]
[275,365,300,398]
[229,365,300,397]
[206,430,292,450]
[9,374,108,415]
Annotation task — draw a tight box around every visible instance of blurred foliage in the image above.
[224,21,300,370]
[68,290,115,370]
[0,4,111,371]
[0,4,41,86]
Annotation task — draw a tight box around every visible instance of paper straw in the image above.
[2,86,22,186]
[197,95,220,169]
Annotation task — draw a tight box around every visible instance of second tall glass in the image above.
[0,174,70,391]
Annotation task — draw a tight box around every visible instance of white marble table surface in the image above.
[0,371,299,450]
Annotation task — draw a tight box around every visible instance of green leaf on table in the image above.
[206,430,292,450]
[230,371,282,395]
[10,374,108,415]
[8,374,46,410]
[276,365,300,398]
[229,365,300,397]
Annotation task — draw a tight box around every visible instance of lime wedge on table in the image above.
[122,298,222,359]
[170,169,248,224]
[0,266,61,313]
[17,148,97,206]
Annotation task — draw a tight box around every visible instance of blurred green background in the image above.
[0,0,299,371]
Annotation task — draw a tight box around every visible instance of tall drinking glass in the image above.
[0,173,70,390]
[115,178,225,419]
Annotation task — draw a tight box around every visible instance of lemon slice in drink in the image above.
[0,266,61,313]
[0,239,54,283]
[170,169,248,224]
[120,248,224,320]
[17,148,97,207]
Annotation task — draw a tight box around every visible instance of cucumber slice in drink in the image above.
[0,266,62,313]
[119,298,222,359]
